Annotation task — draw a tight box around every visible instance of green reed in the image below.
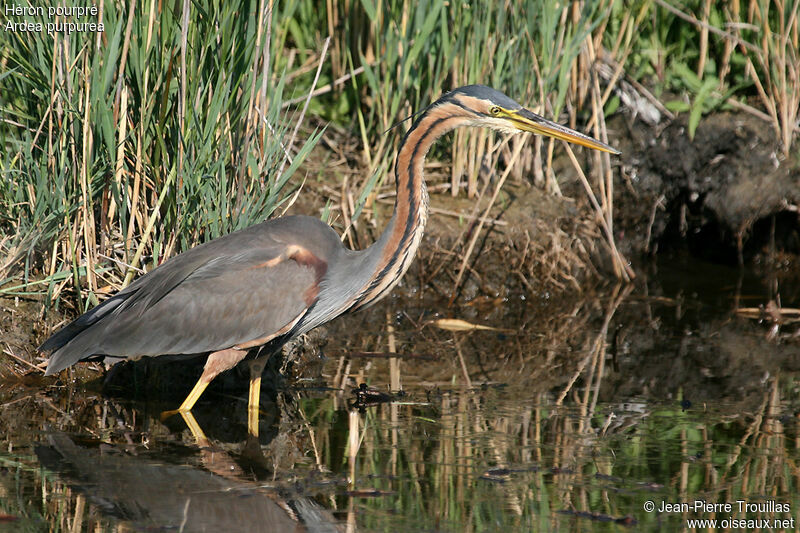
[1,0,321,309]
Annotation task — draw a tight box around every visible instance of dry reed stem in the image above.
[339,175,354,247]
[258,0,273,153]
[79,53,96,294]
[246,0,268,146]
[178,0,189,190]
[122,0,156,272]
[448,134,524,305]
[555,285,628,406]
[278,37,330,178]
[655,0,798,153]
[282,66,366,107]
[594,5,671,125]
[108,86,128,224]
[255,106,295,165]
[3,344,43,373]
[347,407,359,475]
[278,176,307,216]
[563,142,633,281]
[451,128,465,197]
[697,0,712,78]
[584,36,616,254]
[123,168,177,285]
[453,335,473,389]
[653,0,759,53]
[428,206,508,226]
[236,0,268,192]
[386,311,400,392]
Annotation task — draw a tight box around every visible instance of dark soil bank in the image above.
[610,112,800,266]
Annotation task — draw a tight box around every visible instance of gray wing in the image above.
[42,223,328,375]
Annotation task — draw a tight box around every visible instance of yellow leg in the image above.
[161,348,248,422]
[248,374,261,438]
[247,357,268,437]
[179,410,209,444]
[160,377,211,421]
[180,376,213,411]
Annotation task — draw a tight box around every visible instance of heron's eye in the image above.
[490,106,502,115]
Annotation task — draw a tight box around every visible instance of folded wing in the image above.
[43,229,327,375]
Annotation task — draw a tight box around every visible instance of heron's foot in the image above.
[159,407,189,422]
[157,408,210,445]
[159,384,207,422]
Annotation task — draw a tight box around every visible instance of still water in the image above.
[1,257,798,532]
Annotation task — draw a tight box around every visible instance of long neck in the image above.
[348,101,472,311]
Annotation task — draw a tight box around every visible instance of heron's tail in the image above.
[40,292,130,374]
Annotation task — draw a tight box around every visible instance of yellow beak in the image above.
[506,108,620,155]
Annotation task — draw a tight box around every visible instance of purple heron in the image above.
[41,85,618,434]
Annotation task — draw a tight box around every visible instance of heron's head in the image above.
[437,85,619,155]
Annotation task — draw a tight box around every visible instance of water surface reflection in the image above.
[1,258,798,532]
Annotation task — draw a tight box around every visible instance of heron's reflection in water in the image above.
[36,431,341,533]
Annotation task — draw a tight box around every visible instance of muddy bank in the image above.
[606,111,799,266]
[325,109,799,299]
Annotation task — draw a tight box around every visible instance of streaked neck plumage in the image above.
[348,99,476,311]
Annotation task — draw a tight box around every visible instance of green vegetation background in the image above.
[1,0,797,309]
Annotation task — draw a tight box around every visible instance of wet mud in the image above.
[609,112,800,266]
